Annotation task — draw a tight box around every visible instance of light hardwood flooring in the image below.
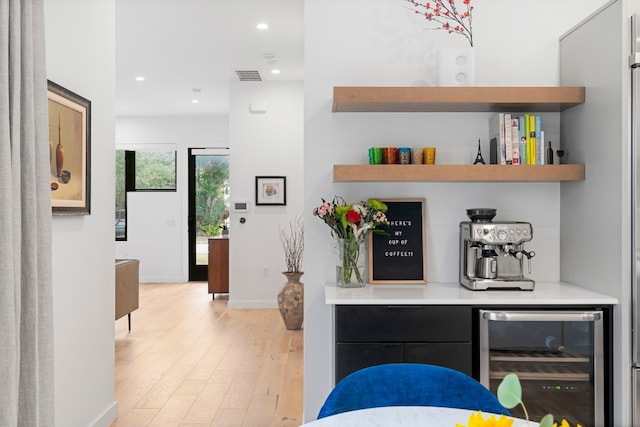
[111,282,303,427]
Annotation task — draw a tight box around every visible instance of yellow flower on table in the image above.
[553,421,582,427]
[455,411,515,427]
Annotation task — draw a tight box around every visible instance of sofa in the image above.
[115,259,139,331]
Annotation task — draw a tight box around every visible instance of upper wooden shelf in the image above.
[332,86,586,113]
[333,164,585,182]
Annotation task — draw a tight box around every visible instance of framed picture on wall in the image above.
[255,176,286,206]
[47,80,91,215]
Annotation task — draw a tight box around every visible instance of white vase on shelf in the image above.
[436,47,475,86]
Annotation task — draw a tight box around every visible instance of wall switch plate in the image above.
[233,200,250,212]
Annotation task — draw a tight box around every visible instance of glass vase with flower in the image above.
[313,196,388,288]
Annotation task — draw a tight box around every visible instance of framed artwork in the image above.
[255,176,286,206]
[368,198,426,284]
[47,80,91,215]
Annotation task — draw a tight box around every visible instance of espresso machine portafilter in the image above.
[459,208,535,291]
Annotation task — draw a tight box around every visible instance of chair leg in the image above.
[128,312,131,332]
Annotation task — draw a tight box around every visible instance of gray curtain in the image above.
[0,0,55,425]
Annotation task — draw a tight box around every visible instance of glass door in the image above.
[188,148,229,281]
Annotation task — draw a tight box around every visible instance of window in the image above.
[115,148,178,240]
[115,150,126,240]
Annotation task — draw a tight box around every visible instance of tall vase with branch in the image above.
[280,215,304,275]
[277,215,304,330]
[403,0,474,47]
[404,0,476,85]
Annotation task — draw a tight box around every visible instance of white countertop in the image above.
[325,282,618,305]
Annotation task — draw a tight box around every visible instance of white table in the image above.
[300,406,539,427]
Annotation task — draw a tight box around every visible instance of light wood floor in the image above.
[111,282,303,427]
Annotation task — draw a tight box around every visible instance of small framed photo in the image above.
[47,80,91,215]
[255,176,286,206]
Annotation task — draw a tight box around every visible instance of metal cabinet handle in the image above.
[482,311,601,322]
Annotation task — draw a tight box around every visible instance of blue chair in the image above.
[317,363,509,419]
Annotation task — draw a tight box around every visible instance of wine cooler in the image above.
[479,310,605,426]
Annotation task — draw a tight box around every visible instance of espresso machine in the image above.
[459,208,535,290]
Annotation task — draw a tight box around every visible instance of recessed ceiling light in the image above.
[192,99,199,104]
[271,69,281,75]
[256,22,269,30]
[135,76,145,81]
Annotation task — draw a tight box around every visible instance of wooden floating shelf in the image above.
[333,164,586,182]
[332,86,586,113]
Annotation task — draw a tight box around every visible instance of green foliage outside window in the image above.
[115,150,126,240]
[134,150,176,190]
[195,156,229,237]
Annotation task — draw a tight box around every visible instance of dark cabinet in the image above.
[335,305,472,383]
[208,237,229,296]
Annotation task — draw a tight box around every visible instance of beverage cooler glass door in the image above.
[479,310,604,426]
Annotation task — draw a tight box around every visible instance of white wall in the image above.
[115,81,305,307]
[44,0,117,426]
[303,0,610,420]
[228,81,304,308]
[115,115,228,282]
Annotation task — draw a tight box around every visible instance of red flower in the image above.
[346,210,361,223]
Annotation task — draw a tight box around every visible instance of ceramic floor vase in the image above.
[278,272,304,330]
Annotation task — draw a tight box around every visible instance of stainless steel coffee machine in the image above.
[459,208,535,290]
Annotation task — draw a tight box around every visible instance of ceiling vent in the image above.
[235,70,262,81]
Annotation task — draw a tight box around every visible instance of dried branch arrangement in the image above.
[280,215,304,273]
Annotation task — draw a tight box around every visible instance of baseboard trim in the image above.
[89,400,118,427]
[228,300,278,309]
[138,275,187,283]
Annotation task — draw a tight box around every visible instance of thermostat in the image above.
[233,200,250,213]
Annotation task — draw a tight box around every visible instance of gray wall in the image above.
[45,0,118,425]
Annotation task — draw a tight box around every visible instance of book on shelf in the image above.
[518,115,526,165]
[504,113,513,164]
[510,118,520,165]
[535,115,543,165]
[488,113,506,164]
[527,114,535,165]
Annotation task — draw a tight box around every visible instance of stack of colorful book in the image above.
[489,113,549,165]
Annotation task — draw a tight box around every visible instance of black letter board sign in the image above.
[368,198,426,283]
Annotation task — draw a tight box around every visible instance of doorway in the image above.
[188,148,230,281]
